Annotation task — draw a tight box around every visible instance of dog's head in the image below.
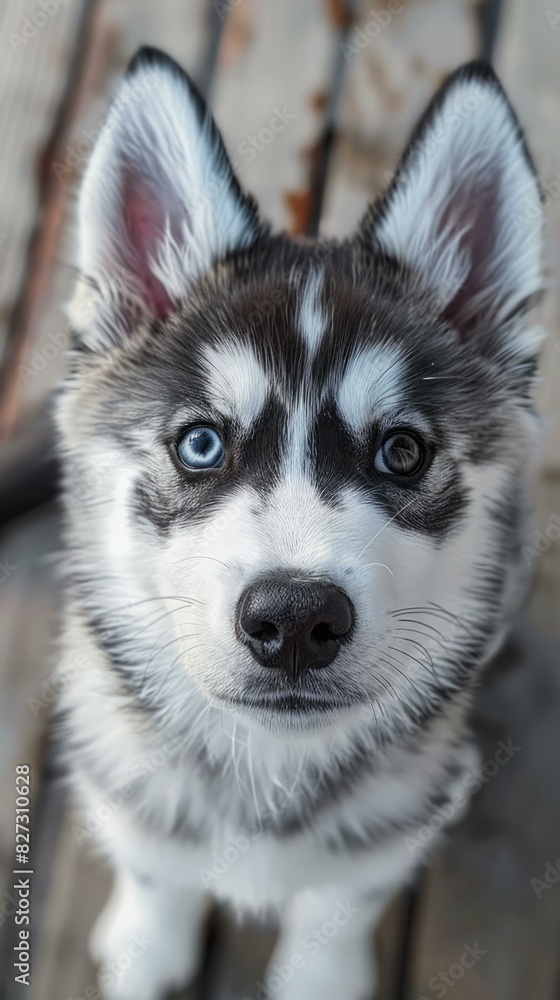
[60,49,543,738]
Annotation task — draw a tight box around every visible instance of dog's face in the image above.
[60,50,542,737]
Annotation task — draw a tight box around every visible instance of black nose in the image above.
[236,575,354,682]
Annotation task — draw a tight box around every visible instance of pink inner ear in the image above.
[121,167,176,320]
[440,183,499,334]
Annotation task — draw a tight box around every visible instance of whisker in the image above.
[106,595,206,615]
[247,733,262,830]
[373,670,401,704]
[230,714,249,794]
[144,631,202,679]
[354,561,395,578]
[392,624,448,654]
[132,606,203,638]
[178,555,231,570]
[391,604,472,632]
[389,641,438,681]
[388,617,445,641]
[428,601,477,632]
[368,698,382,731]
[379,652,425,701]
[390,632,434,667]
[390,607,455,622]
[351,497,418,565]
[150,643,206,702]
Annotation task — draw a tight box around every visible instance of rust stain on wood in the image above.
[473,0,491,28]
[285,189,313,236]
[218,0,255,71]
[285,130,327,236]
[310,90,329,114]
[324,0,352,31]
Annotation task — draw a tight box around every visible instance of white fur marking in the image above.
[202,341,269,429]
[299,269,325,357]
[337,345,404,433]
[283,399,313,478]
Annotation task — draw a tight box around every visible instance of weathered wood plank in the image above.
[0,0,85,369]
[29,805,112,1000]
[29,799,204,1000]
[212,0,343,234]
[405,7,560,992]
[204,913,277,1000]
[1,0,214,433]
[407,620,560,1000]
[0,4,216,998]
[494,0,560,637]
[317,2,560,993]
[316,1,489,996]
[320,0,484,238]
[495,0,560,474]
[0,509,61,983]
[376,892,414,1000]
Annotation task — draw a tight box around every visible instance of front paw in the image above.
[90,875,204,1000]
[264,943,377,1000]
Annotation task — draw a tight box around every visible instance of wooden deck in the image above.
[1,1,560,997]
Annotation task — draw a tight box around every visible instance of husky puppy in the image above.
[56,48,543,1000]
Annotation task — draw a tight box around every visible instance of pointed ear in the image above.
[72,47,261,350]
[360,63,543,359]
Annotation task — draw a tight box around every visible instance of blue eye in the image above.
[177,426,226,470]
